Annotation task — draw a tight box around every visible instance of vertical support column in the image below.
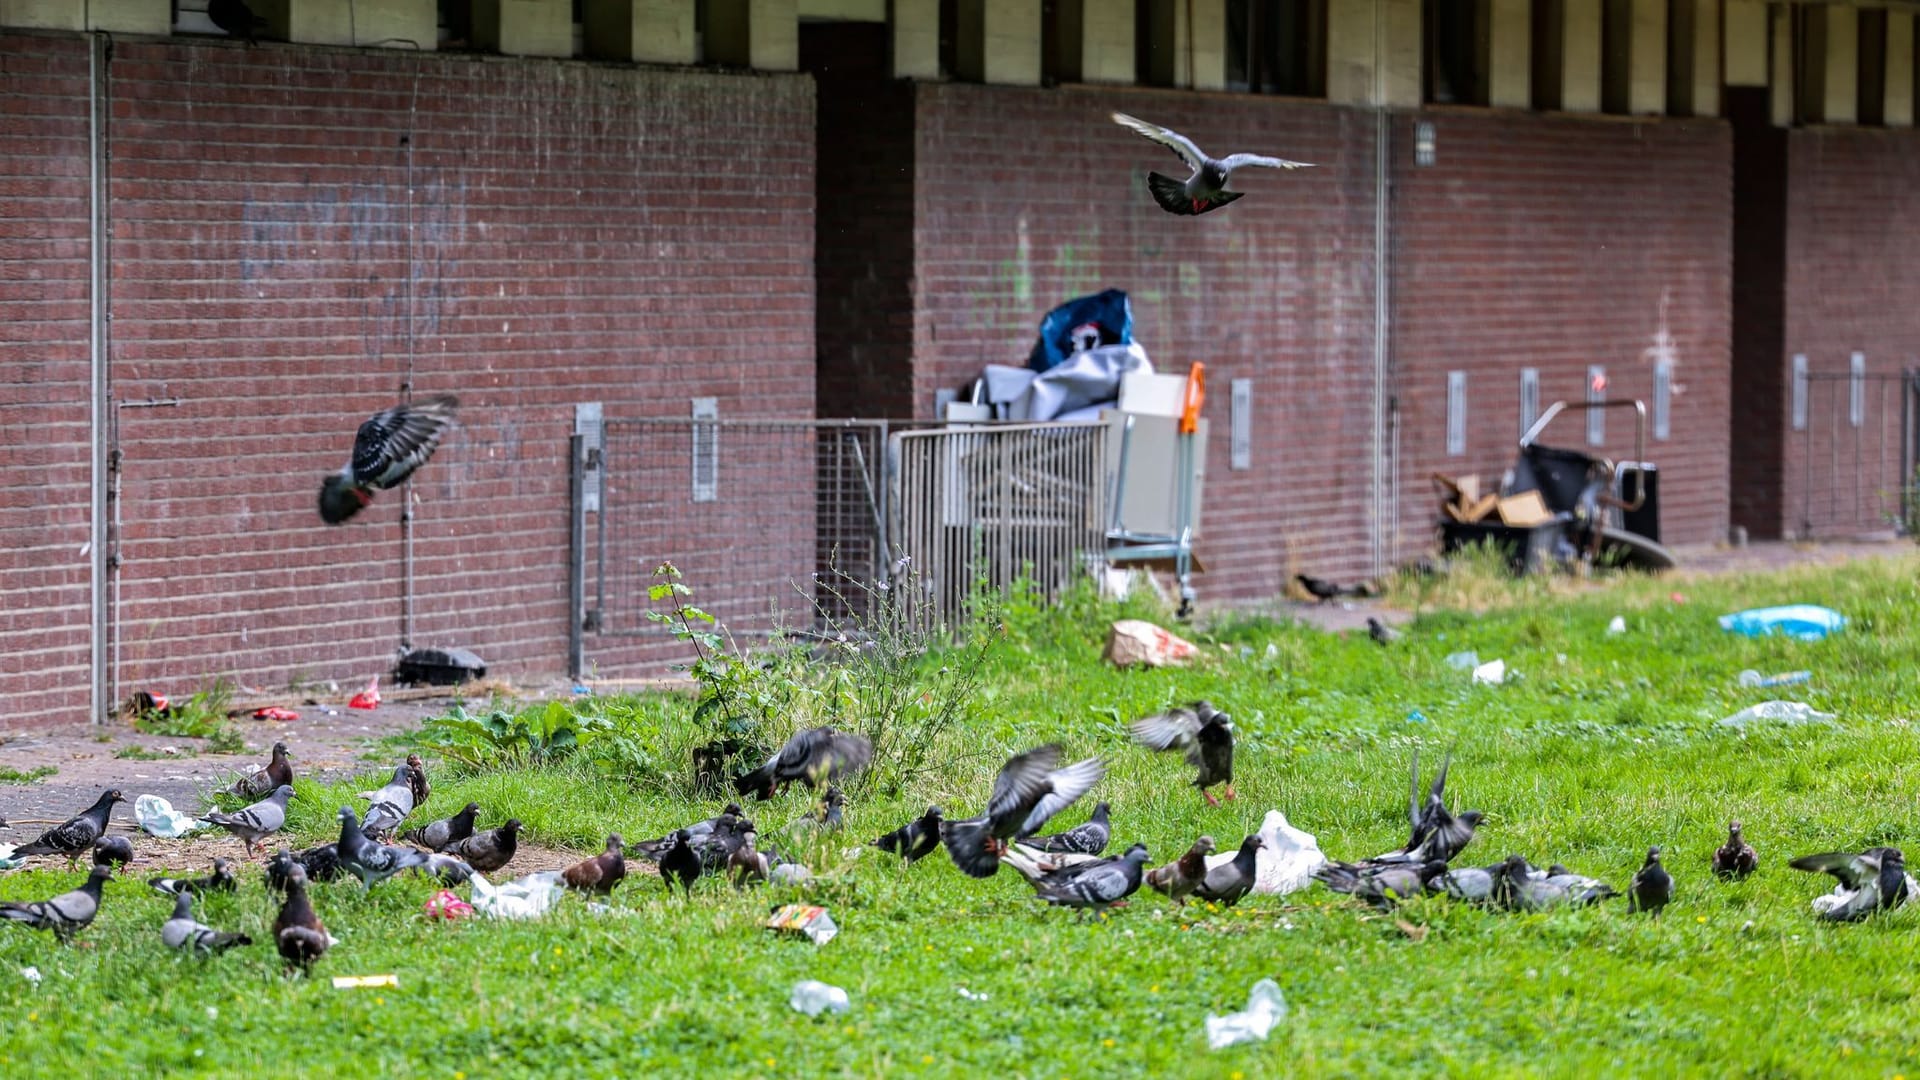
[1823,5,1859,124]
[474,0,575,55]
[1769,2,1793,126]
[584,0,697,63]
[1668,0,1718,116]
[955,0,1041,84]
[88,33,111,726]
[1053,0,1135,83]
[567,434,586,683]
[1723,0,1767,88]
[1326,0,1420,106]
[893,0,940,77]
[706,0,800,70]
[1559,0,1601,111]
[1889,13,1915,127]
[1487,0,1530,108]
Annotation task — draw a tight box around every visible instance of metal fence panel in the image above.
[1795,370,1920,539]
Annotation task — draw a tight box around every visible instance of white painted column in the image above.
[1888,13,1915,127]
[893,0,940,78]
[474,0,574,57]
[252,0,437,48]
[1055,0,1135,83]
[1326,0,1420,107]
[706,0,799,71]
[1723,0,1768,87]
[1487,0,1530,108]
[0,0,167,32]
[955,0,1042,85]
[585,0,697,64]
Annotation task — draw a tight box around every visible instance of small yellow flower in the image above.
[925,944,935,952]
[1841,1046,1854,1058]
[1232,1072,1245,1080]
[1696,916,1707,924]
[553,946,563,955]
[921,1055,935,1065]
[26,1013,35,1023]
[1102,1038,1116,1048]
[375,997,386,1006]
[456,1073,466,1080]
[1149,984,1160,993]
[765,1059,776,1067]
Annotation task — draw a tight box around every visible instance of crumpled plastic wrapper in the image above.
[0,845,22,871]
[1205,979,1288,1049]
[135,795,210,838]
[1204,810,1327,896]
[468,870,566,920]
[423,889,474,921]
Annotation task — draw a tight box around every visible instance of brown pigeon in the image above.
[1713,821,1759,880]
[273,863,330,972]
[230,742,294,799]
[1146,835,1216,905]
[562,835,627,896]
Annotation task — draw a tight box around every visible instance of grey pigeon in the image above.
[871,805,945,864]
[14,789,125,869]
[356,765,417,838]
[150,857,236,897]
[319,394,460,525]
[401,802,480,852]
[690,814,756,872]
[419,853,476,885]
[1367,617,1400,646]
[735,727,874,801]
[941,744,1106,879]
[1111,112,1312,216]
[791,786,847,833]
[1438,858,1535,903]
[206,784,294,858]
[229,741,293,799]
[1713,821,1759,880]
[1029,843,1152,912]
[1194,834,1266,907]
[266,843,345,891]
[92,835,135,871]
[1020,801,1111,855]
[1791,847,1915,922]
[659,830,703,896]
[447,819,521,874]
[1146,835,1215,905]
[1628,847,1672,914]
[1,864,112,943]
[1129,702,1235,804]
[160,890,252,956]
[272,863,330,972]
[1492,855,1617,911]
[636,803,747,860]
[1314,859,1450,908]
[1366,749,1483,867]
[335,806,430,888]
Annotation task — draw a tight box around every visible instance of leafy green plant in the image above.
[420,700,609,770]
[128,678,245,752]
[0,765,57,783]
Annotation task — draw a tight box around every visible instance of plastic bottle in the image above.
[1737,670,1812,688]
[789,980,850,1017]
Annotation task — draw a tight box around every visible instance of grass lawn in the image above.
[4,554,1920,1077]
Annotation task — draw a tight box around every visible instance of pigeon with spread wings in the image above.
[1112,112,1313,216]
[319,394,460,525]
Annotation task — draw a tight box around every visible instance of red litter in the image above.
[253,707,300,722]
[348,676,381,711]
[423,890,473,921]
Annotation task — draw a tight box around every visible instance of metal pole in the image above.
[1370,0,1392,578]
[568,433,586,681]
[88,33,111,725]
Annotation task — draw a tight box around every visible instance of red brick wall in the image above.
[0,34,93,727]
[1,37,815,727]
[1391,110,1733,556]
[911,84,1386,599]
[1781,127,1920,539]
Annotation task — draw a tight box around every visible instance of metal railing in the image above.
[1793,369,1919,539]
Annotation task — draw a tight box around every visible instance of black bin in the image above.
[1439,519,1566,575]
[1614,462,1659,543]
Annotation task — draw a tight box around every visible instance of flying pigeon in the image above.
[1019,801,1111,856]
[1790,847,1915,922]
[1146,835,1216,905]
[1713,821,1759,880]
[207,0,268,42]
[940,744,1106,879]
[1628,847,1672,914]
[734,727,874,801]
[659,830,703,896]
[447,819,521,874]
[1129,703,1235,805]
[161,890,252,956]
[151,857,237,897]
[335,806,430,888]
[871,805,945,864]
[0,864,112,943]
[206,784,294,858]
[230,742,294,799]
[14,789,126,869]
[1194,834,1265,907]
[401,802,480,852]
[728,831,771,889]
[272,863,330,972]
[1366,749,1483,867]
[405,754,432,806]
[1028,843,1152,912]
[92,835,135,871]
[563,835,628,896]
[1314,859,1450,908]
[1367,617,1400,646]
[1111,112,1312,216]
[318,394,460,525]
[357,764,418,838]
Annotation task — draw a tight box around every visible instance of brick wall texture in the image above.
[6,30,1918,729]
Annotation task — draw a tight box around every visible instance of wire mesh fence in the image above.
[1793,369,1919,539]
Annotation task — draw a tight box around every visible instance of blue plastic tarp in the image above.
[1028,289,1133,372]
[1717,605,1847,641]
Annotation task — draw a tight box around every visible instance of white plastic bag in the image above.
[468,870,566,920]
[1717,701,1835,729]
[789,980,850,1017]
[135,794,209,838]
[1204,810,1327,896]
[1205,979,1288,1049]
[1472,659,1507,685]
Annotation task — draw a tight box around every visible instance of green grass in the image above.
[6,556,1920,1076]
[0,766,56,785]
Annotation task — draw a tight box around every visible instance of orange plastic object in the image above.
[1180,363,1207,435]
[253,707,300,722]
[348,675,381,711]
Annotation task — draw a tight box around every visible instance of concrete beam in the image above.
[706,0,799,70]
[893,0,939,78]
[585,0,696,63]
[253,0,436,48]
[1667,0,1717,116]
[1824,5,1858,124]
[1054,0,1135,84]
[1487,0,1529,109]
[1326,0,1420,107]
[1602,0,1666,115]
[474,0,574,57]
[1723,0,1767,88]
[1770,2,1792,126]
[1558,0,1602,111]
[955,0,1041,85]
[1137,0,1225,90]
[0,0,168,32]
[795,0,882,18]
[1889,12,1915,127]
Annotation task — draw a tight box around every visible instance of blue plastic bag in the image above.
[1717,605,1847,641]
[1027,289,1133,372]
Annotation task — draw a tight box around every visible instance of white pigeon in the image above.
[1204,809,1327,896]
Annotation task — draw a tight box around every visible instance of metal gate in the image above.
[1793,366,1920,539]
[568,417,890,679]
